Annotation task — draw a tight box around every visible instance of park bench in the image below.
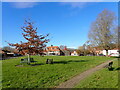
[21,58,28,63]
[108,61,113,69]
[46,58,53,64]
[20,58,35,64]
[104,61,113,70]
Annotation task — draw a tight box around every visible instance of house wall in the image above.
[71,51,78,56]
[47,51,60,55]
[95,50,103,55]
[103,50,119,56]
[44,46,62,56]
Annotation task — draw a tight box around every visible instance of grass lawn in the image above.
[2,56,114,88]
[0,60,2,89]
[75,59,119,88]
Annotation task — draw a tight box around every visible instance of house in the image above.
[0,49,6,60]
[102,48,119,57]
[0,50,4,54]
[71,51,79,56]
[95,50,103,56]
[94,48,119,56]
[60,49,70,56]
[60,47,76,56]
[44,45,64,56]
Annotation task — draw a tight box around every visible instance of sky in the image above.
[2,2,118,49]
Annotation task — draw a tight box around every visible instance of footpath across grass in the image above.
[75,59,119,88]
[2,56,113,88]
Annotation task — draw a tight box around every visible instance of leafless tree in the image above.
[2,46,15,52]
[88,9,117,56]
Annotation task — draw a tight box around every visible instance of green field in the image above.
[0,60,2,90]
[2,56,114,88]
[75,59,119,88]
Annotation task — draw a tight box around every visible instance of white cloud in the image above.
[60,2,87,8]
[10,2,37,8]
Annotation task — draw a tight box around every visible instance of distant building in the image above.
[71,51,79,56]
[94,48,119,56]
[43,45,79,56]
[0,50,5,54]
[103,48,119,57]
[95,50,103,56]
[44,45,64,56]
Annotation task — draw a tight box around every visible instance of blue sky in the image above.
[2,2,118,48]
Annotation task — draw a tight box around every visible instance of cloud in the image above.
[60,2,87,8]
[10,2,37,8]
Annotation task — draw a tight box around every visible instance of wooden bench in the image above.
[20,58,35,64]
[21,58,28,63]
[108,61,113,69]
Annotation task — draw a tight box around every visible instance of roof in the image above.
[47,46,59,48]
[45,46,60,52]
[71,50,77,53]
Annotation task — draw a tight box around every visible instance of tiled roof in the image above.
[44,46,60,52]
[47,46,59,48]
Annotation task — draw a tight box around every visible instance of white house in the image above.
[71,51,79,56]
[102,49,119,56]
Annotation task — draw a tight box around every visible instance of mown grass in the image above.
[75,59,119,88]
[0,60,2,89]
[2,56,113,88]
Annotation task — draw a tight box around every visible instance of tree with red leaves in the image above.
[8,19,49,62]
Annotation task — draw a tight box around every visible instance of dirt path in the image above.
[56,58,117,88]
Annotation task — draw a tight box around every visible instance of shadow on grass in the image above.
[30,63,44,66]
[108,67,115,71]
[111,56,120,58]
[116,67,120,71]
[53,60,89,64]
[17,60,89,66]
[108,67,120,71]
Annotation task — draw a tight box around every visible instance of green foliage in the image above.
[2,56,112,88]
[75,60,118,88]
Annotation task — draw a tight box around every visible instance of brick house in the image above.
[44,45,64,56]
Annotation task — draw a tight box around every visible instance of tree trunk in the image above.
[106,50,108,57]
[27,54,30,63]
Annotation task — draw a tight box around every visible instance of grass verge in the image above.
[75,59,119,88]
